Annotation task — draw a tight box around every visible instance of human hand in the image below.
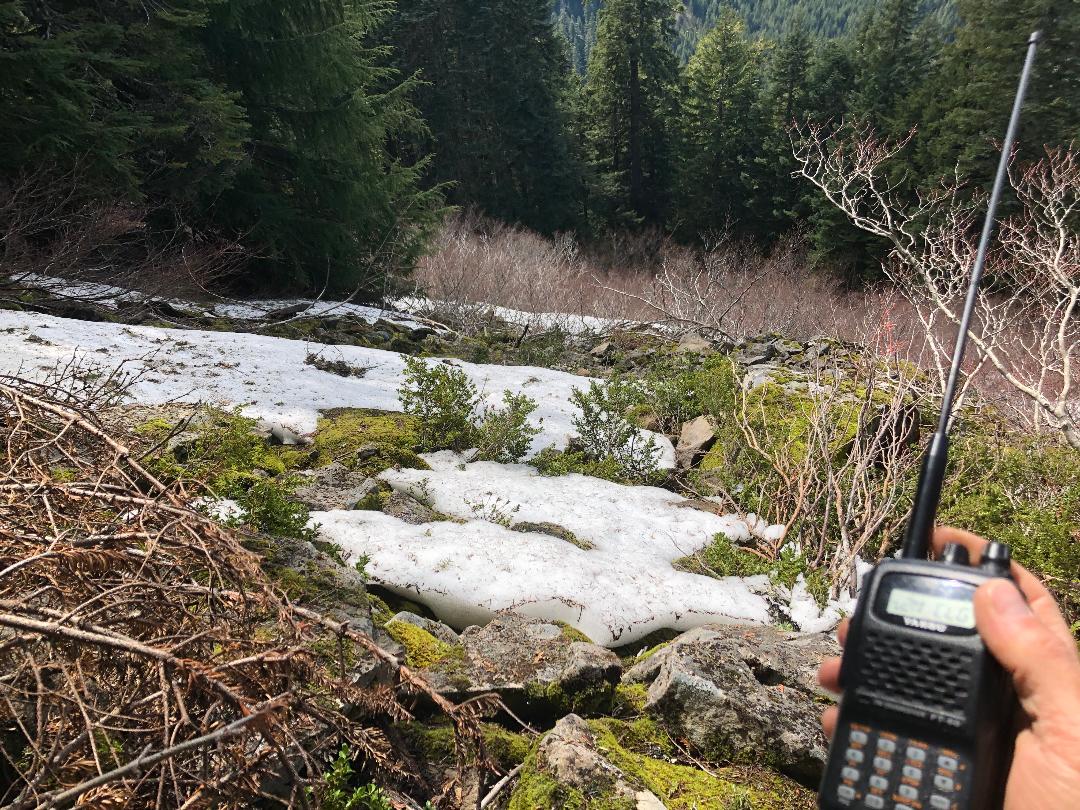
[818,527,1080,810]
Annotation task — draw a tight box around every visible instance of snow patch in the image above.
[312,455,771,645]
[396,296,627,336]
[0,310,673,461]
[786,557,873,634]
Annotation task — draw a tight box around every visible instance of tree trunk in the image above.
[629,41,643,218]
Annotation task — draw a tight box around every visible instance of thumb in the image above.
[974,579,1080,721]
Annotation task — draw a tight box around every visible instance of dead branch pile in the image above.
[0,376,492,808]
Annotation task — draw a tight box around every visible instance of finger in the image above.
[818,657,842,694]
[837,617,850,647]
[822,706,838,739]
[933,527,1075,647]
[974,579,1080,722]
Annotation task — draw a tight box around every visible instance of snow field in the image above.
[314,452,853,645]
[0,310,673,462]
[3,305,855,641]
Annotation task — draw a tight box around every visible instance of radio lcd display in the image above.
[885,587,976,630]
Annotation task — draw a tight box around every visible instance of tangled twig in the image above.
[0,374,491,808]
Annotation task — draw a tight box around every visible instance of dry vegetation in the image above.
[795,123,1080,447]
[0,168,244,314]
[0,370,498,808]
[412,212,889,342]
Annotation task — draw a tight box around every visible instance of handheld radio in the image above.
[818,32,1042,810]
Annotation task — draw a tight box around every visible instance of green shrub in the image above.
[475,391,542,463]
[314,746,394,810]
[939,426,1080,627]
[399,357,479,452]
[677,536,831,608]
[570,378,662,483]
[235,478,317,541]
[529,447,631,483]
[141,409,314,539]
[398,357,540,462]
[643,354,739,434]
[675,534,774,579]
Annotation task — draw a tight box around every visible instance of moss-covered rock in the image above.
[405,721,532,773]
[591,718,815,809]
[510,521,596,550]
[385,619,465,671]
[507,714,815,810]
[135,406,315,539]
[246,534,372,628]
[313,409,429,477]
[390,613,622,721]
[624,624,837,787]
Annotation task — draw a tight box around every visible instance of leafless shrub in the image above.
[794,121,1080,448]
[412,212,917,346]
[0,377,496,808]
[0,167,245,316]
[731,359,926,594]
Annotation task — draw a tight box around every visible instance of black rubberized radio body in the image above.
[818,551,1018,810]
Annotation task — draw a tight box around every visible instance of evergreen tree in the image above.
[754,18,814,238]
[392,0,584,233]
[0,0,246,205]
[676,9,766,238]
[806,2,943,281]
[583,0,681,226]
[916,0,1080,191]
[850,0,922,133]
[204,0,441,294]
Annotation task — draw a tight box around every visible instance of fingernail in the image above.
[988,581,1031,619]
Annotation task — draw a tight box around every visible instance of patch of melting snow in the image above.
[3,299,858,640]
[16,272,438,331]
[310,452,839,646]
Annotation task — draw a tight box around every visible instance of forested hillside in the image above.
[3,0,1078,290]
[555,0,955,68]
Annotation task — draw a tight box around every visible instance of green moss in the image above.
[589,720,815,810]
[523,678,614,716]
[265,558,369,612]
[507,719,814,810]
[612,683,649,715]
[507,747,634,810]
[313,409,429,476]
[368,593,395,628]
[553,620,593,644]
[385,620,465,670]
[407,721,531,772]
[134,417,175,438]
[141,408,301,484]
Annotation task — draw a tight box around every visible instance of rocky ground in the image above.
[1,282,880,808]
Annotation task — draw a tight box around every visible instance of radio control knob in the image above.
[980,542,1012,575]
[941,543,970,566]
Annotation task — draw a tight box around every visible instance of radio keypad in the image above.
[831,723,968,809]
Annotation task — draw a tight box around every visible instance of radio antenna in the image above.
[901,31,1042,559]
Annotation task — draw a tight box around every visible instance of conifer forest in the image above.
[3,0,1077,293]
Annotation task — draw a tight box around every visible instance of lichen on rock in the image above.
[623,623,838,787]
